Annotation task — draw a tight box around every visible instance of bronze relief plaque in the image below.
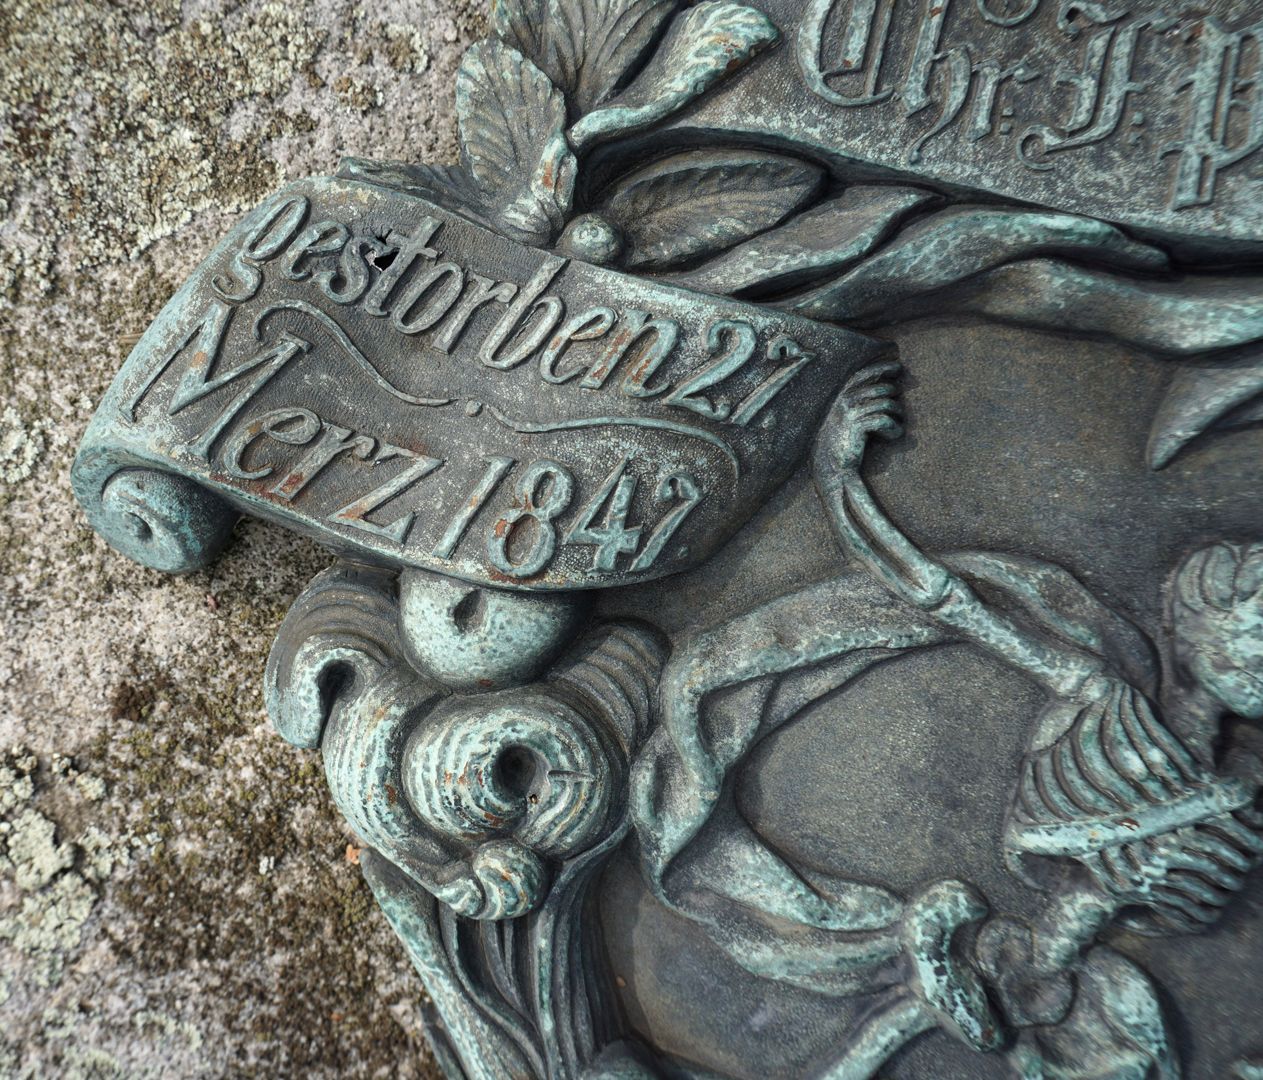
[72,0,1263,1077]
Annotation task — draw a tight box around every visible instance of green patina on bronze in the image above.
[70,0,1263,1077]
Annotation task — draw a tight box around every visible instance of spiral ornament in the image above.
[433,840,548,920]
[265,562,404,748]
[403,690,614,860]
[93,468,236,573]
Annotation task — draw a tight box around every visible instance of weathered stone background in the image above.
[0,2,484,1075]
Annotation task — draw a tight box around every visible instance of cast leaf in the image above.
[665,186,936,296]
[791,207,1170,325]
[568,2,780,151]
[490,0,549,72]
[456,39,576,244]
[548,0,681,116]
[601,151,824,269]
[336,158,491,227]
[1147,347,1263,469]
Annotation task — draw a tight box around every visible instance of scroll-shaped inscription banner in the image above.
[73,176,881,590]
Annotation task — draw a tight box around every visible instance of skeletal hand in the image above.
[821,360,904,471]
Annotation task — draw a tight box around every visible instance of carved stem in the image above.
[816,994,938,1080]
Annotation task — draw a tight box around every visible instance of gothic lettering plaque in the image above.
[73,1,1263,1077]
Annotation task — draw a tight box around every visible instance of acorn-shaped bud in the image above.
[557,214,625,266]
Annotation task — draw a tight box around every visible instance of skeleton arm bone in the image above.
[813,364,1104,701]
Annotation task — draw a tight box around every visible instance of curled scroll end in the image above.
[83,467,236,574]
[264,562,402,748]
[433,839,548,920]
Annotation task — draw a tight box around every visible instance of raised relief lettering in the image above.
[217,404,450,546]
[391,261,466,335]
[487,459,576,578]
[280,220,351,280]
[479,257,568,369]
[432,456,516,559]
[212,194,309,302]
[1167,17,1263,208]
[119,299,233,422]
[362,218,444,316]
[179,327,311,461]
[316,236,389,305]
[269,423,376,501]
[565,456,642,571]
[902,0,956,118]
[88,177,866,590]
[975,0,1040,26]
[430,273,519,353]
[70,8,1263,1077]
[329,444,444,544]
[730,335,817,428]
[797,0,1263,211]
[582,310,681,395]
[966,59,1039,143]
[220,407,321,480]
[1020,11,1160,169]
[628,472,703,572]
[798,0,898,106]
[539,307,617,383]
[664,319,759,420]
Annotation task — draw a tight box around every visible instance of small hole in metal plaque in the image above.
[127,513,153,542]
[495,746,538,800]
[372,242,398,269]
[451,589,486,633]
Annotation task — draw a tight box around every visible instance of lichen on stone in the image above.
[0,406,48,485]
[5,807,74,890]
[0,747,124,996]
[1,1,486,1073]
[1,871,97,987]
[0,0,327,295]
[381,23,433,74]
